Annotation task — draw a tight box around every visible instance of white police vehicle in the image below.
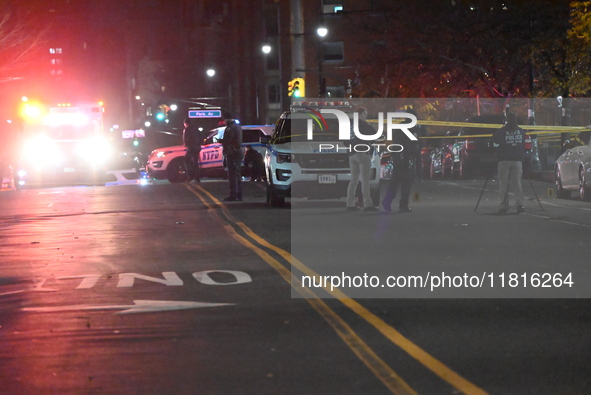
[265,103,381,207]
[146,125,273,182]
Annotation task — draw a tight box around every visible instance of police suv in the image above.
[146,125,273,182]
[265,103,381,207]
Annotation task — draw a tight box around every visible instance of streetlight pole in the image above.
[316,26,327,97]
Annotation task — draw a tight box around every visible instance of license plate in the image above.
[64,168,75,173]
[318,174,337,184]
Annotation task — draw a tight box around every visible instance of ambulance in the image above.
[16,101,111,187]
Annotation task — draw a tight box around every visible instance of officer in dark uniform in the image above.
[182,117,202,182]
[492,112,527,214]
[221,112,243,201]
[381,115,420,213]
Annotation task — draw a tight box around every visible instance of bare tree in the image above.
[0,7,46,81]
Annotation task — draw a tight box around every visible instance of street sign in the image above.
[188,109,222,118]
[122,129,145,139]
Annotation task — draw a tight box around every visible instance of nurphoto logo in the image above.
[304,108,418,153]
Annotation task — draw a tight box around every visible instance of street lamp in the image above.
[206,68,216,77]
[261,44,272,54]
[316,27,328,96]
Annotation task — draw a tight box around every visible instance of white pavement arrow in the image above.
[21,300,234,315]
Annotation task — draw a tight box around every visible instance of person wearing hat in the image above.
[220,112,243,201]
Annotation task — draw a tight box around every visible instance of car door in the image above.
[200,129,224,171]
[562,132,590,188]
[572,132,591,185]
[242,128,266,156]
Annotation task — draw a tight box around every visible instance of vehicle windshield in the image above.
[243,129,264,143]
[574,131,591,146]
[29,124,99,140]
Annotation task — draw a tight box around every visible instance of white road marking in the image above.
[21,300,234,315]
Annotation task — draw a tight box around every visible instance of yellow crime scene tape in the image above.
[367,118,591,139]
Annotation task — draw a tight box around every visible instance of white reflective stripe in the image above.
[117,272,183,287]
[192,270,252,285]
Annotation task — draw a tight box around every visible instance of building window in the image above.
[268,84,280,103]
[322,42,344,63]
[323,0,343,14]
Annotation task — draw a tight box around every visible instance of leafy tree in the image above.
[349,0,575,100]
[562,1,591,96]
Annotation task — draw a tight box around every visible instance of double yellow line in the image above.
[185,183,488,395]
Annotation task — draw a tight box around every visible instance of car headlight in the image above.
[276,152,292,163]
[22,135,62,166]
[77,137,113,163]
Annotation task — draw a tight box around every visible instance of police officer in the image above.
[221,112,243,201]
[381,111,420,213]
[492,112,526,214]
[182,117,202,182]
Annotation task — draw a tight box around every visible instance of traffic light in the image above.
[288,78,306,98]
[154,104,170,121]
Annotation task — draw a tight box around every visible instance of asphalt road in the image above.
[0,177,590,394]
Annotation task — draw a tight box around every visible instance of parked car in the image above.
[449,114,533,178]
[380,151,394,181]
[555,130,591,201]
[419,140,439,179]
[428,131,455,179]
[381,140,436,181]
[146,125,273,182]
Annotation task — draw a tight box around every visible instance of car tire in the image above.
[579,166,591,201]
[266,179,285,207]
[555,167,571,199]
[166,158,188,183]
